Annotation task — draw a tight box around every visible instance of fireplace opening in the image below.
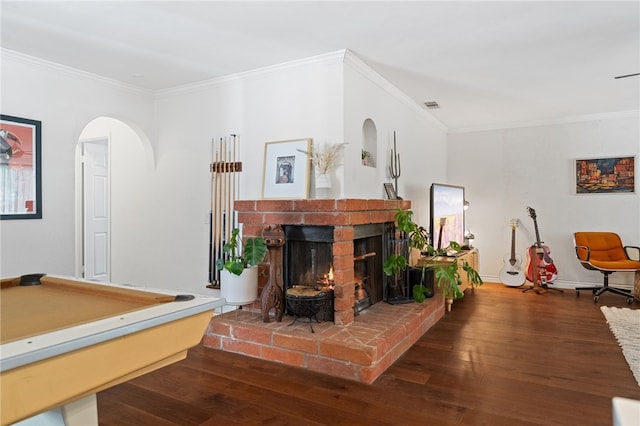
[283,225,334,321]
[283,223,390,321]
[353,223,386,313]
[283,225,333,289]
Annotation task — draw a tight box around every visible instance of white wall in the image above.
[3,47,638,294]
[0,50,155,279]
[448,115,640,287]
[342,53,449,228]
[141,51,449,294]
[135,52,345,294]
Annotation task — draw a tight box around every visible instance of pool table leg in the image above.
[61,394,98,426]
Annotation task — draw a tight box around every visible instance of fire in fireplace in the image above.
[282,223,390,319]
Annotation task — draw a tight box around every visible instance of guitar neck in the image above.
[533,219,542,247]
[437,218,445,250]
[533,221,544,254]
[510,227,516,260]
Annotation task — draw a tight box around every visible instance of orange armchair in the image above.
[573,232,640,304]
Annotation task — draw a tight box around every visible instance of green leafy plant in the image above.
[383,209,428,275]
[410,266,433,303]
[216,228,267,276]
[384,208,482,303]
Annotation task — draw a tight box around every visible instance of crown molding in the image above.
[1,48,154,97]
[342,50,449,133]
[155,50,347,98]
[5,47,635,135]
[448,110,640,134]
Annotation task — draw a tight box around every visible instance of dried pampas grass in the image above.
[299,142,347,175]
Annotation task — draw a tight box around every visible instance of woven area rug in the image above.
[600,306,640,386]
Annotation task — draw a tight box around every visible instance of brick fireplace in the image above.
[204,199,446,383]
[236,198,409,326]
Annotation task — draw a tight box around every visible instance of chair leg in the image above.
[597,286,633,298]
[575,272,633,302]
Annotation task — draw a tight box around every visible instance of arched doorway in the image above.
[75,117,153,281]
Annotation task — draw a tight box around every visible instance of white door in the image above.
[83,139,110,282]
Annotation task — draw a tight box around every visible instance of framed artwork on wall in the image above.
[262,139,312,199]
[0,114,42,219]
[575,156,635,194]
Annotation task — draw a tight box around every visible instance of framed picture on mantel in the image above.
[384,183,397,200]
[262,138,312,199]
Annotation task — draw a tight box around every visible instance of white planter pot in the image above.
[315,172,333,199]
[315,173,332,189]
[220,267,258,306]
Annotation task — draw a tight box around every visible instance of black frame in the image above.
[429,183,465,250]
[1,114,42,220]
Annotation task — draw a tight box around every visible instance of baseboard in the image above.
[480,275,633,290]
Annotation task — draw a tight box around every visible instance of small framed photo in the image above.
[384,183,397,200]
[262,139,312,199]
[1,115,42,220]
[575,156,635,194]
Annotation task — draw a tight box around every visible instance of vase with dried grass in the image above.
[299,142,346,198]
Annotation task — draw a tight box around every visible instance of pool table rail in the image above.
[0,275,224,425]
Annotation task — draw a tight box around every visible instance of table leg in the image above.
[446,297,453,312]
[62,394,98,426]
[11,394,97,426]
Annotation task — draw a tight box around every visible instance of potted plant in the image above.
[216,228,267,305]
[361,149,373,166]
[384,208,482,304]
[383,209,431,303]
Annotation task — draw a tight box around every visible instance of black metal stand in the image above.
[286,289,329,333]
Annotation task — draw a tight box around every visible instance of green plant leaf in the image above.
[215,258,225,271]
[224,228,240,258]
[218,228,267,275]
[243,237,267,267]
[227,261,245,276]
[435,259,464,299]
[413,284,431,303]
[463,261,484,287]
[383,254,407,276]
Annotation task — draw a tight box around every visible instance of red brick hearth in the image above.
[204,296,444,384]
[203,199,446,383]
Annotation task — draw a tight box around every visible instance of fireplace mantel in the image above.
[235,199,410,326]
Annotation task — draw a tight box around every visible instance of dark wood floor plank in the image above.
[98,283,640,425]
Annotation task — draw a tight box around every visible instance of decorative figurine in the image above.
[260,225,286,323]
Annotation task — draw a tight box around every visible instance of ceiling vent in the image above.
[424,101,440,109]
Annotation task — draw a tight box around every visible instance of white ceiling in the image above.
[1,1,639,131]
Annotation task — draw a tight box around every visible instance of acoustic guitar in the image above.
[525,207,558,284]
[499,219,526,287]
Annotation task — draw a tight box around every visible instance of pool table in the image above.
[0,274,224,426]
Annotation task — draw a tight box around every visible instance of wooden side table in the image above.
[634,270,640,301]
[415,248,479,311]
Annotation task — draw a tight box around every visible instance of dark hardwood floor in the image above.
[98,283,640,425]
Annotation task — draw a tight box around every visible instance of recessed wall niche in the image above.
[361,118,377,167]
